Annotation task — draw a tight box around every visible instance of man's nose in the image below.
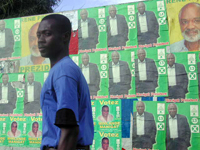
[187,20,195,29]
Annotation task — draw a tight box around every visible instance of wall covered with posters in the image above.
[0,0,199,150]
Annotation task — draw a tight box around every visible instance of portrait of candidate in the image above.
[136,2,159,45]
[80,53,100,97]
[109,51,132,95]
[24,72,41,114]
[106,6,129,48]
[98,137,114,150]
[0,20,14,58]
[170,3,200,52]
[132,101,157,149]
[98,105,114,122]
[78,9,99,50]
[167,53,188,99]
[135,48,158,94]
[20,22,50,66]
[28,122,42,138]
[7,121,21,137]
[166,103,191,150]
[0,73,17,114]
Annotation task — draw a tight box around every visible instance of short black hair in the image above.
[32,121,39,128]
[102,137,109,143]
[102,105,109,111]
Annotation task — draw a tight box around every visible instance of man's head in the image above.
[179,3,200,43]
[29,23,41,57]
[137,2,146,15]
[11,121,17,134]
[37,14,71,59]
[0,20,5,31]
[167,53,175,67]
[27,72,34,84]
[102,105,109,118]
[32,122,39,134]
[80,9,88,21]
[102,137,109,150]
[111,51,120,64]
[137,48,146,62]
[136,101,145,115]
[168,103,177,118]
[2,73,9,85]
[82,53,89,66]
[109,6,117,18]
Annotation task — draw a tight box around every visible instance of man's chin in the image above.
[182,33,200,42]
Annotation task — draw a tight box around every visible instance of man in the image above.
[20,22,50,66]
[166,103,191,150]
[0,73,17,114]
[167,53,188,98]
[135,48,158,94]
[37,14,93,150]
[132,101,157,149]
[0,20,14,58]
[170,3,200,52]
[109,51,131,96]
[98,137,113,150]
[98,105,113,122]
[80,53,100,97]
[78,9,99,50]
[136,2,159,45]
[24,72,41,114]
[107,6,129,47]
[7,121,21,137]
[28,122,42,138]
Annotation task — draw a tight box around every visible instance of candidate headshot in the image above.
[7,121,21,137]
[98,137,113,150]
[170,3,200,52]
[20,22,50,66]
[28,122,42,138]
[98,105,113,122]
[166,103,191,150]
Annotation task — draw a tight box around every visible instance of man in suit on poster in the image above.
[132,101,157,149]
[80,53,100,97]
[0,73,17,114]
[106,5,129,48]
[0,20,14,58]
[166,103,191,150]
[167,53,188,99]
[136,2,159,45]
[24,72,41,113]
[109,51,131,95]
[135,48,158,94]
[78,9,99,50]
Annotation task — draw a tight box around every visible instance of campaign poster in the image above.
[197,52,200,99]
[0,117,9,146]
[167,0,200,53]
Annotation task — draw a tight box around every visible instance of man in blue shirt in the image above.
[37,14,94,150]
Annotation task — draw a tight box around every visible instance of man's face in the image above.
[136,102,145,115]
[29,23,41,57]
[27,73,34,84]
[137,49,146,62]
[80,10,88,21]
[102,107,109,118]
[137,2,145,15]
[37,19,64,59]
[112,52,119,64]
[82,54,89,66]
[11,123,17,134]
[0,21,5,31]
[102,139,109,150]
[179,4,200,42]
[168,104,177,118]
[167,54,175,67]
[32,123,38,134]
[109,6,117,18]
[2,75,8,85]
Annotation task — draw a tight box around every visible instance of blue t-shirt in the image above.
[40,56,94,149]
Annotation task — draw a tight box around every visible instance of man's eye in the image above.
[45,32,51,36]
[194,19,200,24]
[181,20,188,25]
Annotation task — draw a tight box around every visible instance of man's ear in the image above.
[62,31,70,42]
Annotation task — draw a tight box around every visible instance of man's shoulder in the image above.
[175,63,185,69]
[119,60,128,65]
[170,40,188,53]
[145,58,155,63]
[144,111,154,117]
[145,11,155,15]
[177,114,187,119]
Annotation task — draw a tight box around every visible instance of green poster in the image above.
[0,117,8,146]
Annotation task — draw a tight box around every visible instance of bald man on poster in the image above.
[170,3,200,52]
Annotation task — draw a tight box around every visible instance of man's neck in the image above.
[185,40,200,51]
[31,55,45,65]
[103,116,108,121]
[50,52,68,68]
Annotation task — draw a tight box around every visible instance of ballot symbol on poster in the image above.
[100,54,107,64]
[158,67,166,74]
[101,65,107,70]
[158,115,164,122]
[157,103,165,114]
[14,35,20,41]
[131,70,135,76]
[191,118,198,124]
[190,105,198,117]
[159,60,165,66]
[158,49,165,59]
[189,66,195,72]
[17,90,24,98]
[157,123,164,130]
[99,25,106,32]
[158,18,166,25]
[128,5,135,15]
[132,63,135,68]
[99,19,105,24]
[191,125,199,133]
[129,16,135,21]
[128,22,135,29]
[159,12,165,17]
[101,71,107,78]
[188,54,196,65]
[14,20,20,28]
[98,8,105,18]
[157,1,165,11]
[15,29,20,35]
[188,72,196,80]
